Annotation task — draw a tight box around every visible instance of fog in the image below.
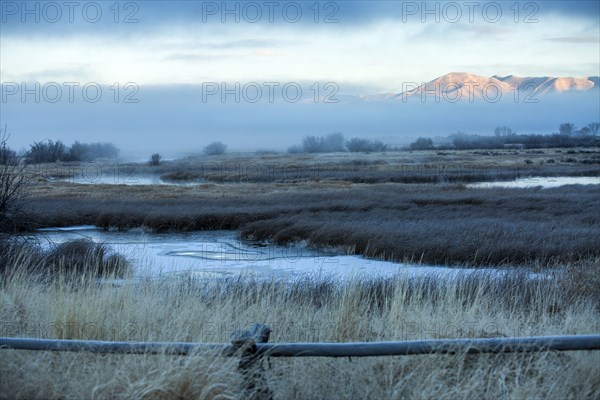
[2,83,598,160]
[2,1,599,160]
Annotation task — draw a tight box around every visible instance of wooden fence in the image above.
[2,324,599,400]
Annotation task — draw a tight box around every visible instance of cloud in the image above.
[2,1,598,36]
[457,25,514,36]
[193,39,278,50]
[545,36,600,44]
[1,1,598,90]
[537,1,600,18]
[162,53,235,62]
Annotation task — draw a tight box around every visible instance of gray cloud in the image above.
[3,1,596,35]
[537,0,600,18]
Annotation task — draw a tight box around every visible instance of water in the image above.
[52,174,180,186]
[34,162,194,186]
[33,227,499,281]
[468,176,600,189]
[57,173,600,189]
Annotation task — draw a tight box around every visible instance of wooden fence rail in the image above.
[2,325,599,400]
[2,333,600,357]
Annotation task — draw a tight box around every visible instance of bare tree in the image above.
[494,126,514,137]
[149,153,162,166]
[559,123,575,136]
[0,125,29,233]
[587,122,600,136]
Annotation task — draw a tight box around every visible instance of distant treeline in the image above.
[287,123,600,155]
[6,140,120,164]
[288,133,387,153]
[409,122,600,151]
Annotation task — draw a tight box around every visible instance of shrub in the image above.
[47,239,129,277]
[346,138,387,153]
[26,140,68,163]
[301,133,346,153]
[69,141,119,161]
[204,142,227,156]
[24,140,119,164]
[409,137,434,150]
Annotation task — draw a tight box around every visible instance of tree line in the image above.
[408,122,600,151]
[0,139,120,165]
[288,133,387,153]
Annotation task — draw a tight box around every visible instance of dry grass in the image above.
[25,147,600,188]
[20,183,600,266]
[1,254,599,399]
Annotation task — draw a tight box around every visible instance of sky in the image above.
[1,1,599,156]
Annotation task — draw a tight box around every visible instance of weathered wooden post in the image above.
[230,323,273,400]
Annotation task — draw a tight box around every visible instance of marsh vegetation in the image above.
[19,148,600,267]
[1,147,599,399]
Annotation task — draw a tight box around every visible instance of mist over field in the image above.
[1,1,599,157]
[3,84,599,158]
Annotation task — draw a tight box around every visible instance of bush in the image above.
[26,140,69,163]
[301,133,346,153]
[25,140,119,164]
[409,137,434,150]
[346,138,387,153]
[47,239,129,277]
[204,142,227,156]
[149,153,162,166]
[69,141,119,161]
[0,238,130,277]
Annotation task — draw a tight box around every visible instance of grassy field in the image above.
[28,147,600,186]
[1,148,599,399]
[1,255,599,399]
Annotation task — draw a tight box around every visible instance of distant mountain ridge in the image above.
[367,72,599,102]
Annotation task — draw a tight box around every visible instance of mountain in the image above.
[393,72,599,102]
[493,74,596,95]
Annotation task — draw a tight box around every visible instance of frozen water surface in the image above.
[32,227,510,281]
[469,176,600,189]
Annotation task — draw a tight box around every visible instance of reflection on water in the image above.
[32,227,503,281]
[469,176,600,189]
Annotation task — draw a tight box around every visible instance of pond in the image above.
[33,227,504,281]
[56,175,170,185]
[468,176,600,189]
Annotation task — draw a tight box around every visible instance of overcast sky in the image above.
[2,1,599,91]
[1,1,599,155]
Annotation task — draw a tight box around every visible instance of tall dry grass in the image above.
[1,251,599,399]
